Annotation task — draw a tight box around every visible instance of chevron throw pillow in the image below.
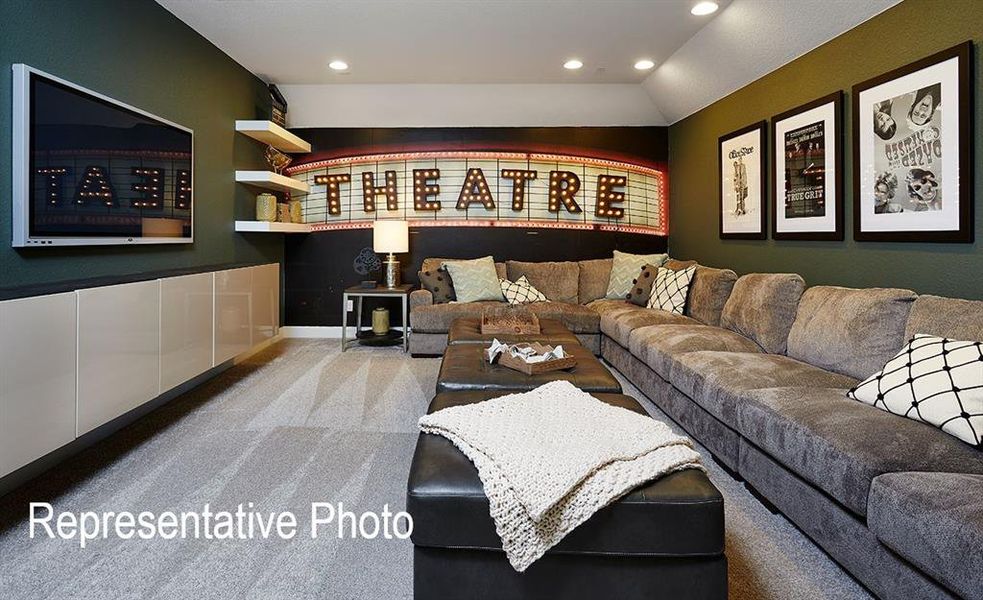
[647,266,696,314]
[848,334,982,448]
[500,276,548,305]
[605,250,668,299]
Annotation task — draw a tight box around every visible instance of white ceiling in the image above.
[157,0,901,125]
[156,0,734,85]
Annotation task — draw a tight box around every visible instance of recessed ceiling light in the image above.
[634,59,655,70]
[328,60,349,71]
[563,59,583,70]
[691,1,718,15]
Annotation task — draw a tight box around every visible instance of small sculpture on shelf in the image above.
[265,145,292,174]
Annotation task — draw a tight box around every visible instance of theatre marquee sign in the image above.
[285,151,668,236]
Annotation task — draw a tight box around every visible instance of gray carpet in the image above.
[0,339,871,599]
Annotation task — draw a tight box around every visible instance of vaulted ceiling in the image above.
[157,0,900,124]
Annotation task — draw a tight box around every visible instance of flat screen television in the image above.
[12,64,193,247]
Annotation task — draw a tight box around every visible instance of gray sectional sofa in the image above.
[409,255,983,600]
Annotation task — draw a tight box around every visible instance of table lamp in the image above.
[373,220,409,288]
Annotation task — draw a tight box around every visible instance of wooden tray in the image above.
[493,342,577,375]
[481,310,540,335]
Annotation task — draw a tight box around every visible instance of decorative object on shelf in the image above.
[265,145,292,174]
[372,308,390,335]
[353,247,382,275]
[269,84,287,126]
[276,203,291,223]
[852,41,972,242]
[481,308,541,336]
[289,198,303,223]
[772,92,844,240]
[256,193,277,221]
[359,280,377,288]
[719,121,767,239]
[373,220,409,288]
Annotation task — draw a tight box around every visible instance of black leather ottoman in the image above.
[407,391,727,600]
[436,343,621,394]
[447,317,581,347]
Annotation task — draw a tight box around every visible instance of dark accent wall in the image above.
[668,0,983,299]
[0,0,282,289]
[285,227,667,326]
[284,126,669,326]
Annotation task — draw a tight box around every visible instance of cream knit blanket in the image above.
[418,380,703,571]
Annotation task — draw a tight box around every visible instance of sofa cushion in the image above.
[444,257,506,303]
[720,273,806,355]
[410,301,505,333]
[628,324,763,379]
[647,266,696,314]
[905,294,983,342]
[524,301,601,334]
[626,263,660,307]
[736,386,983,517]
[587,298,635,318]
[786,286,916,380]
[670,351,857,426]
[605,250,668,299]
[422,257,506,280]
[868,472,983,600]
[664,258,698,271]
[848,334,983,448]
[685,265,738,327]
[506,260,579,304]
[419,269,455,304]
[600,305,696,348]
[578,258,613,304]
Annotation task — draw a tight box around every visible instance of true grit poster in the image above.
[783,121,826,219]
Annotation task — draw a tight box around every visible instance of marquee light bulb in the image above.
[563,59,583,70]
[328,60,349,71]
[634,59,655,70]
[691,1,718,15]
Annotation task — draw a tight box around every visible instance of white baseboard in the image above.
[280,326,345,338]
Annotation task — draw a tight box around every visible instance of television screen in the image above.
[12,64,193,246]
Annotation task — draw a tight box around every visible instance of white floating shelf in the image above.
[235,120,311,153]
[234,170,310,194]
[235,221,311,233]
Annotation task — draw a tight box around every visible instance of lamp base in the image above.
[383,253,401,288]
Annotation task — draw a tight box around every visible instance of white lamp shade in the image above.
[373,220,409,253]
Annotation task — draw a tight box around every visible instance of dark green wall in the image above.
[668,0,982,299]
[0,0,282,288]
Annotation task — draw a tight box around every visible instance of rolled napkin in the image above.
[419,380,702,571]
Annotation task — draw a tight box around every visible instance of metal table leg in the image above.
[341,292,349,352]
[402,293,409,352]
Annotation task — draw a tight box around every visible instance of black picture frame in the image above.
[771,91,844,241]
[718,120,767,240]
[851,41,973,243]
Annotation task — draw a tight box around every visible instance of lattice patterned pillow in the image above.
[848,334,982,448]
[647,266,696,314]
[500,276,548,305]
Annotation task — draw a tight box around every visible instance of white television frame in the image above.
[12,64,194,247]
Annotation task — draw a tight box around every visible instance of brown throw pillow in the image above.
[419,269,455,304]
[626,264,661,306]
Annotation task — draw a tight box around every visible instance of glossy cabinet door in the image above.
[77,280,160,435]
[214,267,253,364]
[160,272,214,393]
[0,293,78,478]
[251,263,280,345]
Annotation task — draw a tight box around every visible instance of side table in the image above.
[341,284,413,353]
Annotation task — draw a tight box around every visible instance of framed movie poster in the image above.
[771,92,843,240]
[719,121,767,239]
[853,41,972,242]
